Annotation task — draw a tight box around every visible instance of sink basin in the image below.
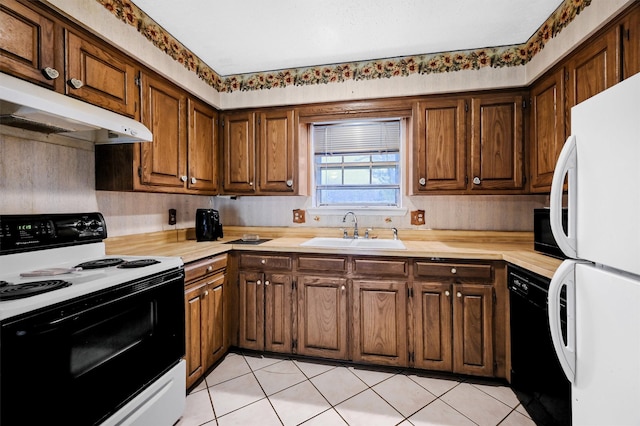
[300,237,406,250]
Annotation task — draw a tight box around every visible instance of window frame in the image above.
[308,117,408,215]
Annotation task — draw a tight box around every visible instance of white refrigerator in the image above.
[548,72,640,425]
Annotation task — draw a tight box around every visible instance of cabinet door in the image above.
[471,94,524,191]
[0,0,56,88]
[621,4,640,79]
[187,98,218,192]
[296,275,348,359]
[204,275,225,369]
[529,69,566,192]
[565,28,619,133]
[184,280,207,389]
[413,282,453,371]
[452,283,494,376]
[413,99,467,192]
[351,279,407,366]
[140,72,187,189]
[264,273,293,353]
[222,111,256,194]
[66,29,137,117]
[238,271,265,350]
[258,109,296,193]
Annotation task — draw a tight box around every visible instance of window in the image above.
[312,119,402,207]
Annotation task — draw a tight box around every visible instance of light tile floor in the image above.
[176,351,538,426]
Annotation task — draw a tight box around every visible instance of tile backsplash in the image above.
[1,132,546,236]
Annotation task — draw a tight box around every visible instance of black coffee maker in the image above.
[195,209,223,241]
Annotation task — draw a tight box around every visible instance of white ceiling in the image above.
[131,0,564,77]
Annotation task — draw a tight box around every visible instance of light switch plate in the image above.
[168,208,177,225]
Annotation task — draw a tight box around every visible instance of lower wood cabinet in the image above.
[184,254,228,389]
[413,262,495,377]
[351,279,408,366]
[233,252,505,380]
[238,270,293,353]
[237,253,293,353]
[296,274,349,359]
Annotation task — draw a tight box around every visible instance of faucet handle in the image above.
[365,228,373,239]
[340,228,349,239]
[392,228,398,240]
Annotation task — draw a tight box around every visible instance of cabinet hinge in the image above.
[625,27,630,41]
[408,352,415,363]
[492,289,497,305]
[522,100,527,109]
[565,71,569,82]
[292,339,297,350]
[134,76,141,87]
[465,175,469,185]
[464,101,469,112]
[137,166,142,178]
[292,280,297,290]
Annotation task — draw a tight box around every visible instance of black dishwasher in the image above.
[508,264,570,426]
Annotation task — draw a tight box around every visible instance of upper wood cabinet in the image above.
[413,98,467,192]
[564,26,619,134]
[221,109,297,195]
[96,72,218,195]
[187,98,219,192]
[221,111,256,194]
[0,0,57,88]
[470,93,525,191]
[621,3,640,79]
[529,69,566,192]
[65,29,138,118]
[139,71,187,189]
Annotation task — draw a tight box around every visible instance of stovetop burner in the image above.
[117,259,160,268]
[75,258,125,269]
[0,280,72,301]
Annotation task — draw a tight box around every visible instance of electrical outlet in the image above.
[168,209,177,225]
[293,209,306,223]
[411,210,425,225]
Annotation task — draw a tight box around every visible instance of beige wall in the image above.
[1,128,546,236]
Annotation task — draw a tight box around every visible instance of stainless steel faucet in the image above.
[342,211,358,238]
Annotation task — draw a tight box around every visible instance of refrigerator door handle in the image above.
[550,135,578,258]
[548,259,577,383]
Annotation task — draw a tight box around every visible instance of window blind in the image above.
[313,120,400,154]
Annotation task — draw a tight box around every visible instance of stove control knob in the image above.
[88,220,101,230]
[75,221,86,231]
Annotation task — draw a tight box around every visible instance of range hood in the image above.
[0,73,152,143]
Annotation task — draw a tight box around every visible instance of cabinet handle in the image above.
[265,280,270,286]
[260,259,266,265]
[249,181,254,186]
[418,177,426,186]
[286,179,293,187]
[472,176,481,185]
[190,177,197,184]
[206,266,213,272]
[41,67,59,80]
[451,267,457,274]
[457,292,462,298]
[204,290,208,296]
[68,78,83,89]
[445,290,450,297]
[180,176,188,182]
[257,280,262,285]
[340,285,346,291]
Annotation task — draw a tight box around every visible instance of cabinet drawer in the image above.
[185,254,227,283]
[353,258,408,276]
[297,256,347,273]
[414,262,492,281]
[239,253,292,270]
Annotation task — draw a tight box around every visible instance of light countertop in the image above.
[105,227,562,279]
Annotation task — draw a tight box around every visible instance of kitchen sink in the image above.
[300,237,406,250]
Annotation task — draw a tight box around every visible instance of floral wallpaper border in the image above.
[97,0,591,93]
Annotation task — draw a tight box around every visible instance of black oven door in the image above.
[0,269,185,426]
